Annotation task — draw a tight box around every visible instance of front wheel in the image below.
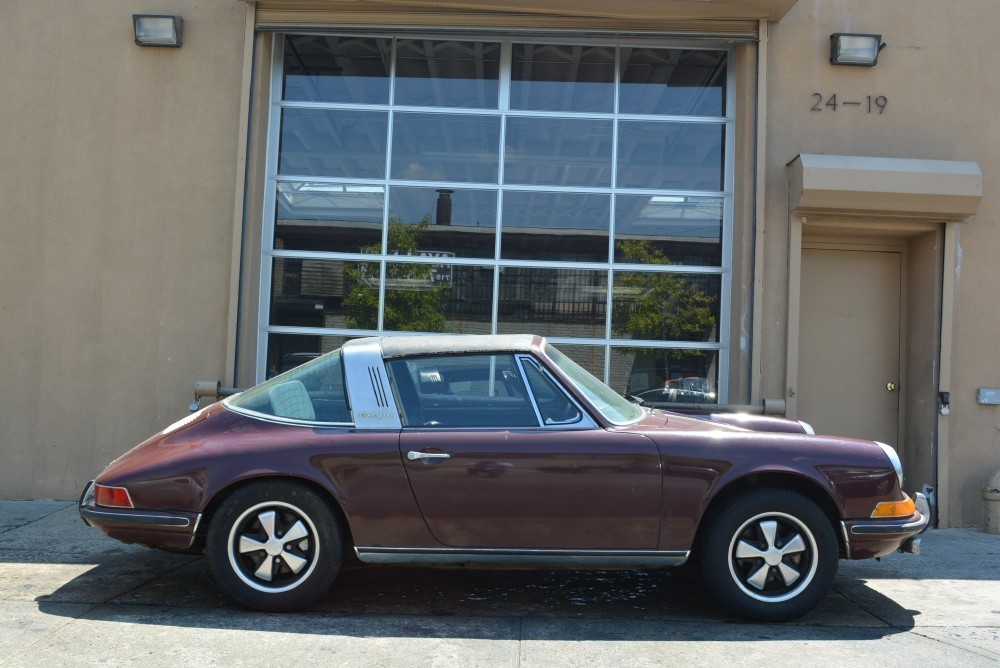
[700,489,838,622]
[207,480,343,611]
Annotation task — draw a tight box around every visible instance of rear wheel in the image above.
[700,489,838,621]
[207,480,342,611]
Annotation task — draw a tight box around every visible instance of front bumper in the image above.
[842,492,931,559]
[78,481,202,549]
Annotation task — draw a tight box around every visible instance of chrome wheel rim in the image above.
[727,511,819,603]
[227,501,319,593]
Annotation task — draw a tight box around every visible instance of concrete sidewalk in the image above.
[1,500,998,666]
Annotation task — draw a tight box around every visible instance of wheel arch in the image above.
[193,475,355,556]
[691,472,846,560]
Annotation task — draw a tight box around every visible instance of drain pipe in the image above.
[985,469,1000,535]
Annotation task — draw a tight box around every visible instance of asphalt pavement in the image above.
[1,500,998,666]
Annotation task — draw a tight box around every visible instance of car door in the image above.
[391,353,662,549]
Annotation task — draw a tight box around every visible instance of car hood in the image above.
[619,408,811,434]
[618,409,747,433]
[621,408,887,458]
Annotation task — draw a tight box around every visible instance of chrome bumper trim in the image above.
[850,492,931,536]
[79,479,199,529]
[839,520,851,555]
[79,481,96,527]
[79,506,196,528]
[186,513,203,548]
[850,518,927,535]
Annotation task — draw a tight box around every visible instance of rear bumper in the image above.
[842,492,930,559]
[78,481,201,549]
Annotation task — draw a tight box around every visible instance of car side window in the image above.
[520,357,583,426]
[388,354,539,428]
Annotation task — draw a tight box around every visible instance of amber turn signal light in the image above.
[870,493,915,518]
[95,485,134,508]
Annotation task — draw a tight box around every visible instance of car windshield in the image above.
[544,343,644,425]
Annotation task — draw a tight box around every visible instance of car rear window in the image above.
[228,350,352,424]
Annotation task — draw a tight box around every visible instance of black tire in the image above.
[207,480,343,611]
[700,489,838,622]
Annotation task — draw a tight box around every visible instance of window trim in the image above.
[388,353,541,429]
[516,355,595,430]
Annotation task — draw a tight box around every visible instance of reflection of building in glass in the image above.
[611,348,719,402]
[264,36,731,401]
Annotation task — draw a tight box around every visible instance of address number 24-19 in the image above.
[811,93,887,113]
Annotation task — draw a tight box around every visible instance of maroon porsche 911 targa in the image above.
[79,334,928,621]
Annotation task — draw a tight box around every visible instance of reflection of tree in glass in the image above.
[343,216,452,332]
[614,240,717,341]
[613,239,717,390]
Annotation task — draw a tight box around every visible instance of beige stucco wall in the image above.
[0,0,248,499]
[763,0,1000,526]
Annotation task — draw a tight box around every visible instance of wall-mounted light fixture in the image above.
[830,33,885,66]
[133,14,183,47]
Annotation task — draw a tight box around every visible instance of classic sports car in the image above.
[79,335,928,621]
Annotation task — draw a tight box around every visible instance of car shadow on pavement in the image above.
[29,548,918,641]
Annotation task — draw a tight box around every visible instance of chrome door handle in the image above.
[407,451,452,461]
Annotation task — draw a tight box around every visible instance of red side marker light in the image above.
[95,485,134,508]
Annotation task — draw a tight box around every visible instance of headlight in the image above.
[876,441,904,491]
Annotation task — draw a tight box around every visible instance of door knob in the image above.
[886,382,898,392]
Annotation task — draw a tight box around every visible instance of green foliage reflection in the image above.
[344,215,452,332]
[613,240,717,342]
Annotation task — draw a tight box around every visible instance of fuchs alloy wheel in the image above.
[207,481,342,611]
[701,489,838,622]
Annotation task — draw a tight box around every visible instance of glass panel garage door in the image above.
[260,34,733,403]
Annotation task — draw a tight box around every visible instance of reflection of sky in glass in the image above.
[616,196,723,239]
[391,113,500,183]
[511,43,614,113]
[274,183,384,252]
[619,48,727,117]
[616,122,724,191]
[283,36,391,104]
[504,117,613,187]
[613,194,722,266]
[279,109,388,179]
[394,40,500,109]
[277,183,384,221]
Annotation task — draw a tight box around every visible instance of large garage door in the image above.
[257,33,735,404]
